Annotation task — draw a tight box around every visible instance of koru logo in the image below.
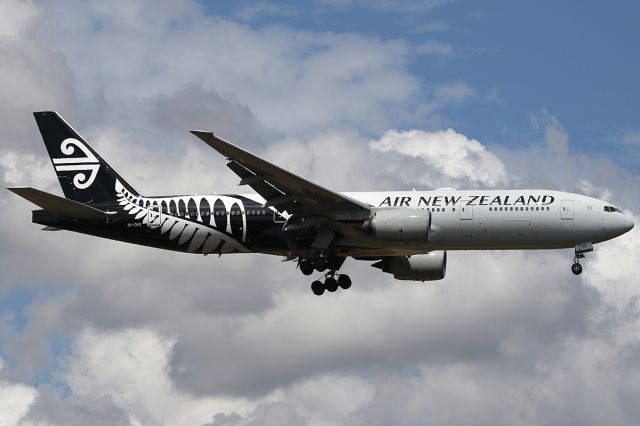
[52,138,100,189]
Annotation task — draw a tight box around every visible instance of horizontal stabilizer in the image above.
[7,187,114,219]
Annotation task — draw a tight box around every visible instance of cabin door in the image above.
[561,200,574,220]
[459,205,473,220]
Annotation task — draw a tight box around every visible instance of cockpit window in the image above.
[604,206,623,213]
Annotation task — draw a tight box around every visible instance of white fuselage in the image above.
[336,189,633,253]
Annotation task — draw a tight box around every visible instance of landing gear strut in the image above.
[572,242,593,276]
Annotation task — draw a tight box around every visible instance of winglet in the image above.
[7,187,114,219]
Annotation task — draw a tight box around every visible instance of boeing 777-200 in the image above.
[8,112,635,295]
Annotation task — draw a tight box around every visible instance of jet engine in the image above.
[372,251,447,281]
[363,208,431,242]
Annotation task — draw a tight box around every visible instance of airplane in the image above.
[8,112,635,295]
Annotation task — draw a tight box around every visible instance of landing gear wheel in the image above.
[324,277,338,292]
[299,260,314,276]
[337,274,352,289]
[571,263,583,275]
[311,280,325,296]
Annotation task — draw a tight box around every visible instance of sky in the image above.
[0,0,639,425]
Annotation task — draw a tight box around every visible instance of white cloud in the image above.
[0,359,37,426]
[586,213,640,308]
[32,1,423,135]
[369,128,509,188]
[0,0,38,39]
[58,328,252,426]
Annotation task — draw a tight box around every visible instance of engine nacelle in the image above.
[364,208,431,242]
[373,251,447,281]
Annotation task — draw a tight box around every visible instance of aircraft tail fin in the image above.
[7,187,115,219]
[33,111,138,204]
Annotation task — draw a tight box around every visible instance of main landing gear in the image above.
[298,256,351,296]
[311,272,352,296]
[572,242,593,276]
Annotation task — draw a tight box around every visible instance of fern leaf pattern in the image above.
[115,180,249,254]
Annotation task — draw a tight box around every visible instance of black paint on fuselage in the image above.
[32,196,290,255]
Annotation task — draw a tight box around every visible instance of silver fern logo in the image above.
[52,138,100,189]
[115,180,249,254]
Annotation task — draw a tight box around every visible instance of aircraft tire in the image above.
[571,263,582,275]
[311,280,325,296]
[325,277,338,292]
[300,260,314,276]
[337,274,352,289]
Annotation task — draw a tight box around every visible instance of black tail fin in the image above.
[34,111,138,204]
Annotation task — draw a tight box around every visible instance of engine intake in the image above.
[363,208,431,242]
[373,251,447,281]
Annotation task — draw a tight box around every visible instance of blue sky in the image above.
[207,0,640,167]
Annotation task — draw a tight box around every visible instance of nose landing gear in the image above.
[572,242,593,276]
[571,262,583,275]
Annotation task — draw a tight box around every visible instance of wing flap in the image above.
[7,187,113,219]
[226,160,285,203]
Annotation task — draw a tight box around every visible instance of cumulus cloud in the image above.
[23,389,131,426]
[369,128,509,188]
[0,359,37,426]
[27,329,252,425]
[0,0,38,39]
[32,0,423,135]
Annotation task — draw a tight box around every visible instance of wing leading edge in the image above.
[190,131,371,219]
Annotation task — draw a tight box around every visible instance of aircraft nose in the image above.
[624,214,635,233]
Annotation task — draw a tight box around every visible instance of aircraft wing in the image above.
[191,131,371,218]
